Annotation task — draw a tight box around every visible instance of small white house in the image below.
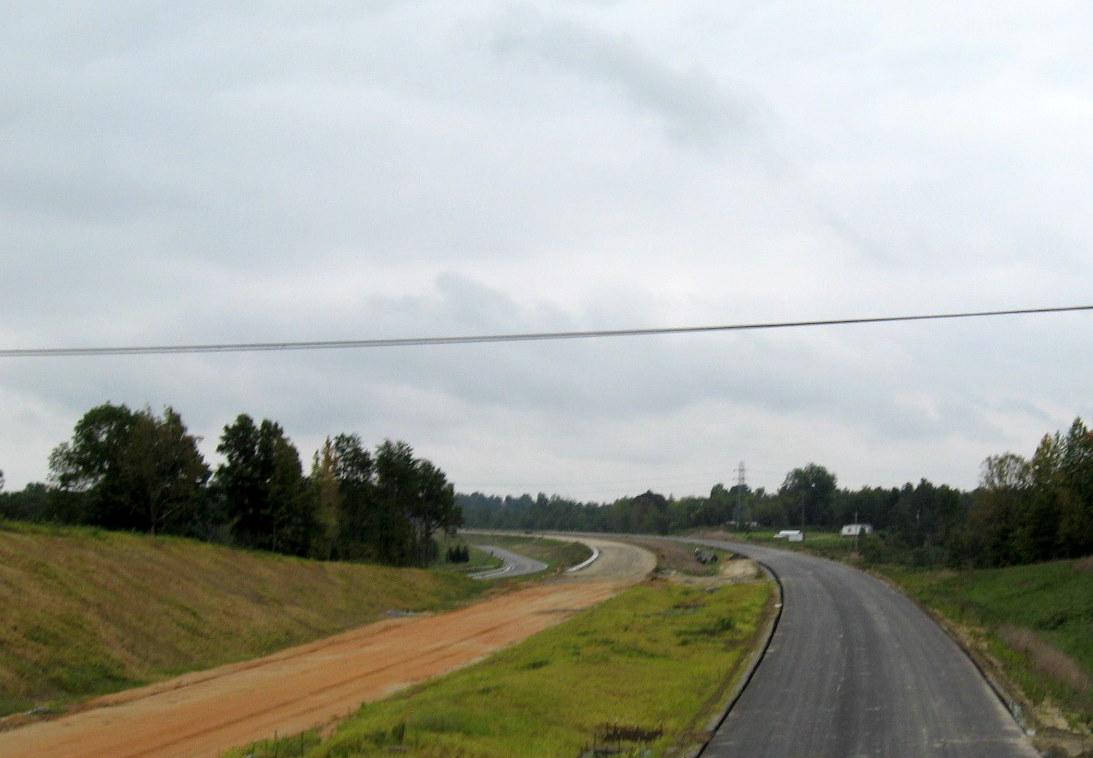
[840,523,873,537]
[774,529,805,542]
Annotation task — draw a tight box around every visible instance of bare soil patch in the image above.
[620,537,717,575]
[0,540,654,758]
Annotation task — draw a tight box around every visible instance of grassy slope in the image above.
[0,522,485,716]
[229,577,774,758]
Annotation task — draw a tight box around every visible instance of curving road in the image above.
[552,535,657,580]
[468,545,549,579]
[688,539,1038,758]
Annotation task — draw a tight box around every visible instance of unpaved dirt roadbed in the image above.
[0,539,654,758]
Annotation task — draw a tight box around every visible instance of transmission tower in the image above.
[734,461,750,533]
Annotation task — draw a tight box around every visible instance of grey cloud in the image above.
[2,3,1091,500]
[488,8,754,147]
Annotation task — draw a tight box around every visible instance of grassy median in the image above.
[229,573,773,758]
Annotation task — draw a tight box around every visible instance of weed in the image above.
[999,626,1091,693]
[295,580,771,758]
[225,729,322,758]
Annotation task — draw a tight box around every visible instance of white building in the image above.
[774,529,805,542]
[840,523,873,537]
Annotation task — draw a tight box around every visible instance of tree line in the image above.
[4,408,1089,570]
[459,417,1093,569]
[0,403,462,567]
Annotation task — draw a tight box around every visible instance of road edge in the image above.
[865,568,1044,731]
[688,551,784,758]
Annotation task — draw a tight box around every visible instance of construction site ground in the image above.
[0,538,656,758]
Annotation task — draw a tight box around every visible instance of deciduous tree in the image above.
[1057,418,1093,557]
[780,464,837,528]
[48,403,209,534]
[215,415,315,555]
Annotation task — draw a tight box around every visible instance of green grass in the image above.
[732,529,858,560]
[226,578,773,758]
[432,534,504,574]
[0,522,488,717]
[875,559,1093,729]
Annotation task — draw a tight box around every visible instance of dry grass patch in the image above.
[999,625,1092,694]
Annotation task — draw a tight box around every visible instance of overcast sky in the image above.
[2,2,1091,501]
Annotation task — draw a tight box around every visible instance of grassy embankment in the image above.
[229,547,773,758]
[0,522,495,718]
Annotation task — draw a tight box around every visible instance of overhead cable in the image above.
[1,304,1090,358]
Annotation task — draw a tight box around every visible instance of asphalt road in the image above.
[689,539,1038,758]
[467,536,657,582]
[467,545,549,579]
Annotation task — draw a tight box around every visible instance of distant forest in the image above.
[0,403,461,567]
[460,417,1093,569]
[3,409,1090,571]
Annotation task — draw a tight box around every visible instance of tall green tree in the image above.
[780,464,837,528]
[964,452,1031,566]
[371,440,423,565]
[308,438,344,560]
[622,491,670,534]
[48,403,209,534]
[328,433,375,562]
[1020,433,1065,562]
[406,457,461,564]
[361,440,462,566]
[884,479,963,550]
[48,403,138,527]
[1057,418,1093,557]
[215,415,315,555]
[116,408,211,535]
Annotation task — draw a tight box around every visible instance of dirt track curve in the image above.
[0,538,654,758]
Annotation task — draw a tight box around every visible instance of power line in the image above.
[2,304,1090,358]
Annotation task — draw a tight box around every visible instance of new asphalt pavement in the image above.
[467,544,549,579]
[690,539,1039,758]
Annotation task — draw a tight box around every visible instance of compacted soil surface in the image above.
[0,538,654,758]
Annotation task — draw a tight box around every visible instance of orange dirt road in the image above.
[0,538,654,758]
